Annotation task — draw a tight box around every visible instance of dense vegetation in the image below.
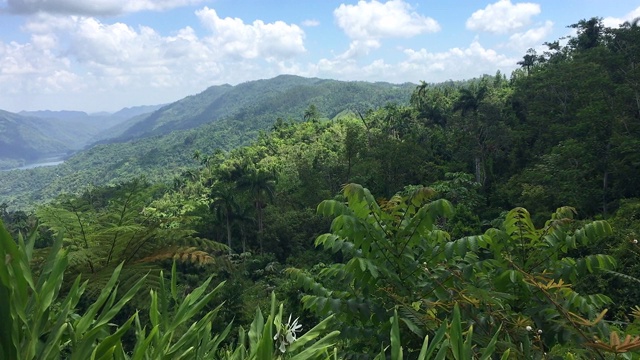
[3,17,640,359]
[0,76,414,209]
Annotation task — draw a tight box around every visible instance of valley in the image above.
[2,17,640,359]
[0,75,415,209]
[4,157,65,171]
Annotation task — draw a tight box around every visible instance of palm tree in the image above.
[237,168,276,253]
[192,150,201,162]
[411,82,451,127]
[303,104,320,123]
[453,82,489,186]
[231,204,255,254]
[453,84,488,118]
[517,48,540,74]
[210,184,238,254]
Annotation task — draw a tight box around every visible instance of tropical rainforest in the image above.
[2,17,640,359]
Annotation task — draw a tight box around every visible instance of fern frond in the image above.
[285,268,332,297]
[176,237,228,253]
[602,269,640,285]
[136,247,216,266]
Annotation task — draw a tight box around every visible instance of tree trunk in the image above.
[256,200,264,254]
[474,156,482,185]
[226,212,232,254]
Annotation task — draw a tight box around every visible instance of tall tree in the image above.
[303,104,320,123]
[210,183,239,254]
[569,17,604,51]
[237,167,276,253]
[517,48,543,74]
[453,82,490,186]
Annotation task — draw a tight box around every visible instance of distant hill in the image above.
[104,75,414,143]
[0,105,165,170]
[21,105,165,145]
[0,75,417,209]
[19,110,91,121]
[0,110,73,169]
[86,105,167,143]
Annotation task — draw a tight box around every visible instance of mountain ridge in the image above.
[0,75,416,208]
[100,75,414,144]
[0,105,165,170]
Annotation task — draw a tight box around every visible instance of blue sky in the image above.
[0,0,639,112]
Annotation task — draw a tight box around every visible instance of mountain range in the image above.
[0,105,164,170]
[0,75,416,208]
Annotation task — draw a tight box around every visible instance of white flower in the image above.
[526,325,532,331]
[286,315,303,343]
[537,329,543,334]
[633,239,638,244]
[274,314,303,353]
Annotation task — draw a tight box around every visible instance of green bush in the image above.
[0,221,339,359]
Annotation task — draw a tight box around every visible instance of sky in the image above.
[1,0,639,113]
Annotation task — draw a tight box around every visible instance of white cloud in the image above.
[336,39,381,60]
[332,0,439,60]
[196,7,306,60]
[309,40,517,84]
[124,0,207,13]
[22,13,78,33]
[0,38,81,97]
[466,0,541,34]
[301,19,320,27]
[508,20,553,51]
[402,41,516,75]
[0,2,524,113]
[334,0,440,40]
[3,0,205,15]
[603,6,640,28]
[0,9,310,111]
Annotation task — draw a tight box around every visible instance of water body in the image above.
[3,159,65,171]
[15,160,65,170]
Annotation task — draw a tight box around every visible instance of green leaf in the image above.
[390,310,403,360]
[171,261,178,301]
[450,304,463,360]
[91,313,137,360]
[479,325,501,360]
[417,334,430,360]
[288,331,340,360]
[288,315,336,353]
[423,322,447,359]
[248,307,264,356]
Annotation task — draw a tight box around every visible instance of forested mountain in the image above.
[0,105,164,170]
[0,110,73,169]
[102,75,414,142]
[20,105,165,127]
[20,105,165,145]
[3,17,640,360]
[0,76,415,208]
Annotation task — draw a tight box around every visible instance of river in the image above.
[16,160,65,170]
[3,159,65,171]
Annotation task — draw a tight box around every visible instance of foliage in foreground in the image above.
[6,181,640,359]
[289,183,640,358]
[0,220,338,359]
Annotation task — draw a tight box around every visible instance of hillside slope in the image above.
[0,110,72,169]
[106,75,414,143]
[22,105,165,145]
[0,76,415,209]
